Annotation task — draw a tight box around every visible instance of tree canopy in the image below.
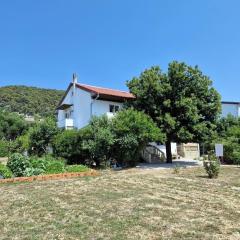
[127,61,221,162]
[0,110,28,140]
[28,117,59,156]
[112,108,164,166]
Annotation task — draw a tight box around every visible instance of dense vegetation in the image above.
[214,115,240,164]
[54,109,163,167]
[0,110,28,140]
[0,85,64,117]
[5,153,89,178]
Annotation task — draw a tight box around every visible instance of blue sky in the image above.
[0,0,239,101]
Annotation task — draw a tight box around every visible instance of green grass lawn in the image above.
[0,166,240,239]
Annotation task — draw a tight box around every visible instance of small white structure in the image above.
[221,101,240,118]
[215,144,223,157]
[57,74,135,129]
[177,143,200,159]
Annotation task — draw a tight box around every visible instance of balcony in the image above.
[106,112,115,118]
[57,118,74,129]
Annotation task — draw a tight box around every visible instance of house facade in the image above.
[57,75,135,129]
[57,74,203,161]
[221,101,240,118]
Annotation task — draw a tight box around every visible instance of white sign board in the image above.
[215,144,223,157]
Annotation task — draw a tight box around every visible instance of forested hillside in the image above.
[0,85,64,117]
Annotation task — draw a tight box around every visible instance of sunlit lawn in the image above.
[0,166,240,239]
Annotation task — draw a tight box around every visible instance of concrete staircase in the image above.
[141,145,166,163]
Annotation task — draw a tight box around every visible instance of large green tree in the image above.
[127,61,221,163]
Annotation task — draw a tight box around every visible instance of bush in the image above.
[173,164,181,174]
[6,153,68,177]
[81,116,115,167]
[0,111,28,141]
[0,140,8,157]
[29,117,59,156]
[112,109,164,166]
[232,151,240,165]
[215,118,240,164]
[203,153,220,179]
[0,163,13,179]
[12,134,30,154]
[29,155,66,175]
[44,156,65,174]
[7,153,31,177]
[65,164,89,173]
[53,130,85,164]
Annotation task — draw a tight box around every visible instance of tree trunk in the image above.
[166,140,172,163]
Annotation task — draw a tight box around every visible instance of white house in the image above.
[221,101,240,118]
[57,74,197,161]
[57,74,135,129]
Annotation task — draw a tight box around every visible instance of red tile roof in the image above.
[57,82,135,108]
[76,83,135,99]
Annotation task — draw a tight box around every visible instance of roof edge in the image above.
[222,101,240,105]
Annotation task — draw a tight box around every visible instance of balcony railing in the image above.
[57,118,74,129]
[106,112,115,118]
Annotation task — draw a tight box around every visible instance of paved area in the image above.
[136,158,203,170]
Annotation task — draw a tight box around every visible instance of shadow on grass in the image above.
[197,175,209,179]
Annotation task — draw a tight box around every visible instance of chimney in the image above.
[72,73,78,84]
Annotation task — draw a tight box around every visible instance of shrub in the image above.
[53,130,85,164]
[0,110,27,141]
[44,156,65,174]
[24,167,44,177]
[29,155,66,175]
[29,117,59,156]
[112,109,164,166]
[65,164,89,173]
[173,164,181,174]
[81,116,115,167]
[203,153,220,179]
[222,142,237,164]
[7,153,31,177]
[232,151,240,165]
[12,134,30,154]
[215,118,240,164]
[0,140,8,157]
[0,163,13,179]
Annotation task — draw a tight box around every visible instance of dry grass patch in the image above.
[0,166,240,239]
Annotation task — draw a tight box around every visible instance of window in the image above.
[109,105,114,113]
[115,105,119,112]
[109,104,120,113]
[65,112,69,118]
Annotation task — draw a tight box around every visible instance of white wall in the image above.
[221,103,240,118]
[57,86,125,129]
[73,87,92,129]
[57,87,74,128]
[92,100,123,117]
[57,86,92,129]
